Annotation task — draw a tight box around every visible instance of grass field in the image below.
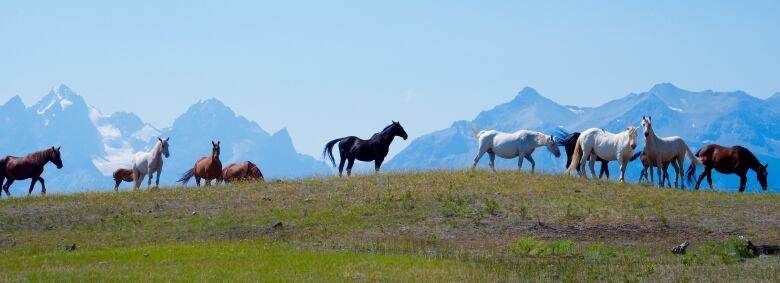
[1,171,779,282]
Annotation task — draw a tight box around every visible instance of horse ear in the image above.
[649,116,652,122]
[765,163,768,169]
[166,137,170,142]
[212,141,216,146]
[158,137,163,142]
[57,146,61,151]
[218,141,220,145]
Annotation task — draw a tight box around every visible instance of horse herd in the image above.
[0,116,770,198]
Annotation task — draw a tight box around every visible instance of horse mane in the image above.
[734,146,761,167]
[29,148,53,164]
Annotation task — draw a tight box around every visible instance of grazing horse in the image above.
[0,147,63,197]
[112,168,134,192]
[685,144,768,192]
[323,121,408,176]
[132,137,170,189]
[640,116,702,188]
[179,141,223,187]
[471,127,561,172]
[555,130,610,178]
[566,127,638,182]
[630,151,673,187]
[222,161,264,183]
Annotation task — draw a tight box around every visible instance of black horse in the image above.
[324,121,408,176]
[555,130,610,178]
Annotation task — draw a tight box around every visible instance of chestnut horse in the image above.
[0,146,63,197]
[112,168,133,192]
[686,144,768,192]
[178,141,223,187]
[222,161,264,183]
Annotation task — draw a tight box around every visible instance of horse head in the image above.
[626,127,639,150]
[758,163,768,191]
[546,135,561,157]
[158,137,171,158]
[391,121,409,140]
[50,146,63,169]
[641,116,653,138]
[212,141,221,159]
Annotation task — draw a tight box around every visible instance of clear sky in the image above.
[1,1,779,159]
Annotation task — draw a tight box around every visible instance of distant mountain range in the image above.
[1,85,330,193]
[2,83,778,193]
[387,83,780,192]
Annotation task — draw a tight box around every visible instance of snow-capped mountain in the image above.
[0,85,329,193]
[387,83,780,192]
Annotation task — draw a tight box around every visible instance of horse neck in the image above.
[151,142,164,160]
[211,151,220,161]
[377,129,396,147]
[532,133,549,147]
[742,151,762,172]
[645,128,661,147]
[30,149,52,167]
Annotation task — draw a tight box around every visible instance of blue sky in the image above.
[1,1,779,158]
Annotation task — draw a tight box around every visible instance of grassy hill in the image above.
[1,171,779,282]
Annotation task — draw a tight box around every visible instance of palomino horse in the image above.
[556,130,610,178]
[686,144,768,192]
[179,141,223,186]
[0,147,63,197]
[222,161,264,183]
[471,127,560,172]
[566,127,638,182]
[640,116,702,188]
[324,121,408,176]
[112,168,133,192]
[630,151,673,187]
[132,137,170,189]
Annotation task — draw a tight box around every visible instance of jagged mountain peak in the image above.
[2,95,26,111]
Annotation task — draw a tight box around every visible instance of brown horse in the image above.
[112,168,134,192]
[686,144,768,192]
[178,141,223,187]
[630,151,674,187]
[222,161,264,183]
[0,147,63,197]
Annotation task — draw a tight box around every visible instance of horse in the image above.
[630,151,673,187]
[178,141,223,187]
[132,137,170,189]
[323,121,408,176]
[0,147,63,197]
[112,168,134,192]
[566,127,638,182]
[222,161,264,183]
[555,130,610,178]
[640,116,702,188]
[471,127,560,172]
[685,144,768,192]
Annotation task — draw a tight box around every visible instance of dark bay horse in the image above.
[222,161,264,183]
[0,147,63,197]
[686,144,768,192]
[178,141,223,187]
[323,121,408,176]
[113,168,134,192]
[555,130,609,178]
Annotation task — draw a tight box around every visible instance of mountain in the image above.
[387,83,780,192]
[0,85,329,193]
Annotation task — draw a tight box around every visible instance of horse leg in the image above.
[196,176,202,187]
[0,177,8,197]
[618,157,627,183]
[525,155,535,173]
[3,179,14,196]
[114,179,121,192]
[488,152,496,172]
[738,173,747,192]
[599,161,609,179]
[147,172,154,189]
[37,177,46,195]
[695,167,708,190]
[706,169,713,190]
[655,160,664,188]
[346,158,355,176]
[472,145,487,170]
[677,158,685,189]
[338,157,346,177]
[155,169,161,188]
[28,178,37,196]
[374,158,384,174]
[588,155,597,178]
[517,156,525,171]
[578,151,590,179]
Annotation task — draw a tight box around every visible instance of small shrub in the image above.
[483,198,499,216]
[511,238,575,257]
[549,240,575,256]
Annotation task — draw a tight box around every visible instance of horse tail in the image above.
[566,138,583,175]
[630,151,643,162]
[323,138,344,168]
[469,123,481,139]
[684,145,703,167]
[685,148,703,185]
[177,168,195,185]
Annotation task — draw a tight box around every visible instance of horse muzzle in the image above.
[56,165,63,169]
[631,144,637,150]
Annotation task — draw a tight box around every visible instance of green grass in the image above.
[1,170,779,282]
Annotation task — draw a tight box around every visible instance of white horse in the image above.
[566,127,638,182]
[640,116,701,188]
[471,127,560,172]
[132,137,170,189]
